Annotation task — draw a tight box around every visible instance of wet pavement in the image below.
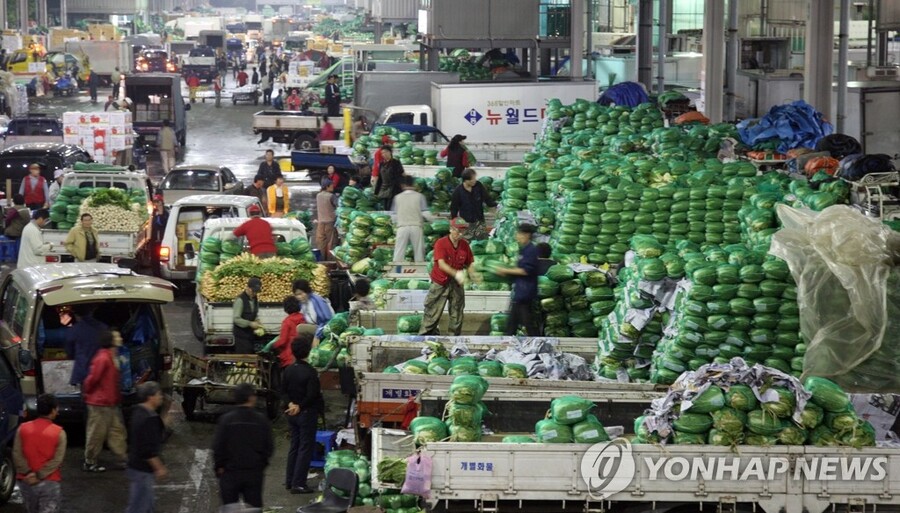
[3,79,343,513]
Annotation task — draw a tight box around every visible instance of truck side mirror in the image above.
[184,242,196,260]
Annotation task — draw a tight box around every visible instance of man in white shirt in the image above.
[157,120,177,174]
[18,209,52,269]
[391,175,432,263]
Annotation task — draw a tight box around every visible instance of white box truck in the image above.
[64,40,133,81]
[376,81,598,144]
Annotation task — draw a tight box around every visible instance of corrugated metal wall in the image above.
[373,0,417,21]
[426,0,539,39]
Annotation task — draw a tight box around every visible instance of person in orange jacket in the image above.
[266,174,290,217]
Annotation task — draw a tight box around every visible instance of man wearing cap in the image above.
[48,169,65,206]
[233,277,265,354]
[233,206,276,258]
[440,134,470,178]
[244,175,268,212]
[19,164,49,209]
[419,217,479,336]
[494,223,541,336]
[315,178,338,261]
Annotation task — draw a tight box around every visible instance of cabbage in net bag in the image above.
[535,419,574,443]
[550,395,595,425]
[409,416,448,444]
[448,375,488,405]
[572,415,610,443]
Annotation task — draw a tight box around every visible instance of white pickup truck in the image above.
[372,427,900,513]
[252,110,323,150]
[190,217,308,351]
[349,335,659,430]
[40,169,152,264]
[158,195,264,284]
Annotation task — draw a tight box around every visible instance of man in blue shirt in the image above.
[495,224,540,336]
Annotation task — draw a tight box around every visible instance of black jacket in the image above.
[281,361,325,413]
[450,182,497,223]
[212,406,274,471]
[128,405,164,473]
[374,159,405,200]
[257,161,281,188]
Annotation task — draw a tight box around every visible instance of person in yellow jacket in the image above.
[64,214,101,262]
[266,174,290,217]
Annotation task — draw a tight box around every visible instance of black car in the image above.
[0,143,93,198]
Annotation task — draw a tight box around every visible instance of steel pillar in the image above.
[60,0,68,28]
[837,0,849,132]
[724,0,739,121]
[803,0,834,119]
[18,0,29,33]
[570,0,584,79]
[656,0,668,94]
[701,0,725,123]
[636,0,653,89]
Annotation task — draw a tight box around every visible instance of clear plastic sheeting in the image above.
[769,204,900,392]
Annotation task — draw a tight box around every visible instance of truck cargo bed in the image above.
[371,428,900,513]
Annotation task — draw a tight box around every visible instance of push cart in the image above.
[173,348,279,420]
[232,85,260,105]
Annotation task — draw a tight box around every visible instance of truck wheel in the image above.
[190,303,205,341]
[181,389,200,421]
[0,449,14,504]
[294,134,316,151]
[178,132,186,146]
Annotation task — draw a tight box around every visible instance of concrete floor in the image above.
[3,80,344,513]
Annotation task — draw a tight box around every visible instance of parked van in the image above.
[0,342,22,504]
[0,263,176,426]
[159,195,263,283]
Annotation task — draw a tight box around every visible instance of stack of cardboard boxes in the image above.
[62,111,134,164]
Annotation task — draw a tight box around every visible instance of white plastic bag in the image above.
[400,452,432,499]
[770,204,900,392]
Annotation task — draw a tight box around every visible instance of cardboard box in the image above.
[87,24,117,41]
[320,144,336,154]
[175,223,188,239]
[108,111,128,125]
[63,135,83,146]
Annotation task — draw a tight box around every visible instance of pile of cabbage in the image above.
[594,235,679,382]
[652,243,802,385]
[636,361,875,447]
[538,264,614,338]
[351,125,442,165]
[408,375,490,443]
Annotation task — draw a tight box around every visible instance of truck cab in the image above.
[125,73,187,148]
[375,105,433,130]
[0,264,175,427]
[159,195,264,284]
[183,46,218,83]
[135,48,176,73]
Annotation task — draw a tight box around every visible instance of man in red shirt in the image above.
[233,205,276,258]
[82,330,127,472]
[419,217,480,336]
[237,68,249,87]
[13,394,67,512]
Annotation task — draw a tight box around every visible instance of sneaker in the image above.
[290,486,314,494]
[82,462,106,473]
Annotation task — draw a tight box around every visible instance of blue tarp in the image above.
[736,100,833,154]
[597,82,651,107]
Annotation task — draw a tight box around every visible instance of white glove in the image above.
[454,271,466,286]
